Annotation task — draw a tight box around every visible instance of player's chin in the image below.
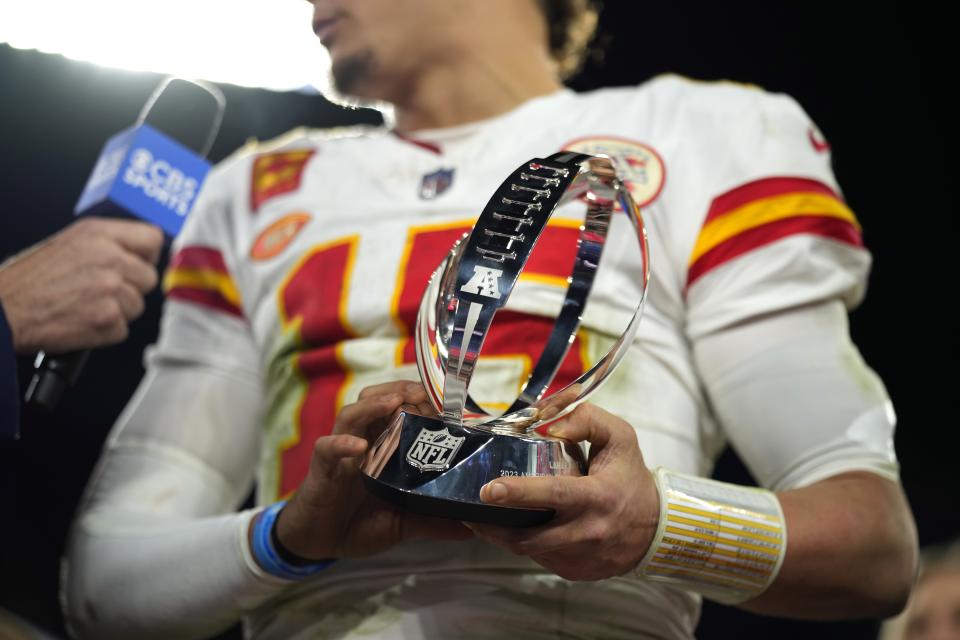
[329,50,377,98]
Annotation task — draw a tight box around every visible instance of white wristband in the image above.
[634,467,787,605]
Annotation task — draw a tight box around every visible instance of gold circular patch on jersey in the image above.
[250,212,312,261]
[562,137,666,208]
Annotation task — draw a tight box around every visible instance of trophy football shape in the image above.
[361,151,650,526]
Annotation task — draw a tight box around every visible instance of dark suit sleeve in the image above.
[0,298,20,439]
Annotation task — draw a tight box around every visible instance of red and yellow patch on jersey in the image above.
[250,212,312,261]
[163,246,244,318]
[686,176,863,290]
[250,150,315,212]
[562,136,666,208]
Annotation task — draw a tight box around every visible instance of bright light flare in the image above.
[0,0,330,91]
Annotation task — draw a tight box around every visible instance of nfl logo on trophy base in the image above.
[406,426,465,472]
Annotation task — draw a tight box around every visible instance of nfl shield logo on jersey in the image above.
[406,426,465,472]
[419,168,455,200]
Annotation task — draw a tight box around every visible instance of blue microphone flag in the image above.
[74,123,212,237]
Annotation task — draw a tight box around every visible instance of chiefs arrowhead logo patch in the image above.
[562,137,666,208]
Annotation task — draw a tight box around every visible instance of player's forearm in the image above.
[63,507,292,639]
[741,471,918,619]
[62,439,289,639]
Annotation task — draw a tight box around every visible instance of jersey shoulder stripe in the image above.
[686,177,864,289]
[164,245,244,318]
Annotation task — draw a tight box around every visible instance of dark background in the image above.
[0,2,948,639]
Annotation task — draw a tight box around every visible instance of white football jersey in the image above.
[70,73,896,640]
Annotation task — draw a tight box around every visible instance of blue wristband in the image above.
[251,501,335,580]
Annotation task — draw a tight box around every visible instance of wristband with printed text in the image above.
[634,467,787,605]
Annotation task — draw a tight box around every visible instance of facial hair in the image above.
[330,49,377,98]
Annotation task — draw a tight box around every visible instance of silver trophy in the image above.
[361,151,649,526]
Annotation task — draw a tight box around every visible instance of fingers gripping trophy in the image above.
[361,151,650,527]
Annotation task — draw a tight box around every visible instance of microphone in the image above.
[24,77,226,410]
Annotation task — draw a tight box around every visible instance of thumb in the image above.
[309,434,368,484]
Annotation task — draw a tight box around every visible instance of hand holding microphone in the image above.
[0,217,163,353]
[14,77,225,412]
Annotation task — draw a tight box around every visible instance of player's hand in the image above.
[467,403,661,581]
[272,381,472,561]
[0,217,164,353]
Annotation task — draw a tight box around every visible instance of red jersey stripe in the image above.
[167,286,244,318]
[686,215,863,290]
[704,177,841,225]
[169,246,230,273]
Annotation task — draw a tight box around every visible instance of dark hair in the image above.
[538,0,602,79]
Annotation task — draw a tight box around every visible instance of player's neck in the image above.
[389,49,565,134]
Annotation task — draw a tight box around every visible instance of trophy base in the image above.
[360,410,585,528]
[361,473,554,527]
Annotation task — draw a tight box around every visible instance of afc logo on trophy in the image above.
[406,427,466,472]
[460,265,503,299]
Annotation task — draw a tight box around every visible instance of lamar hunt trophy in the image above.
[361,151,650,527]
